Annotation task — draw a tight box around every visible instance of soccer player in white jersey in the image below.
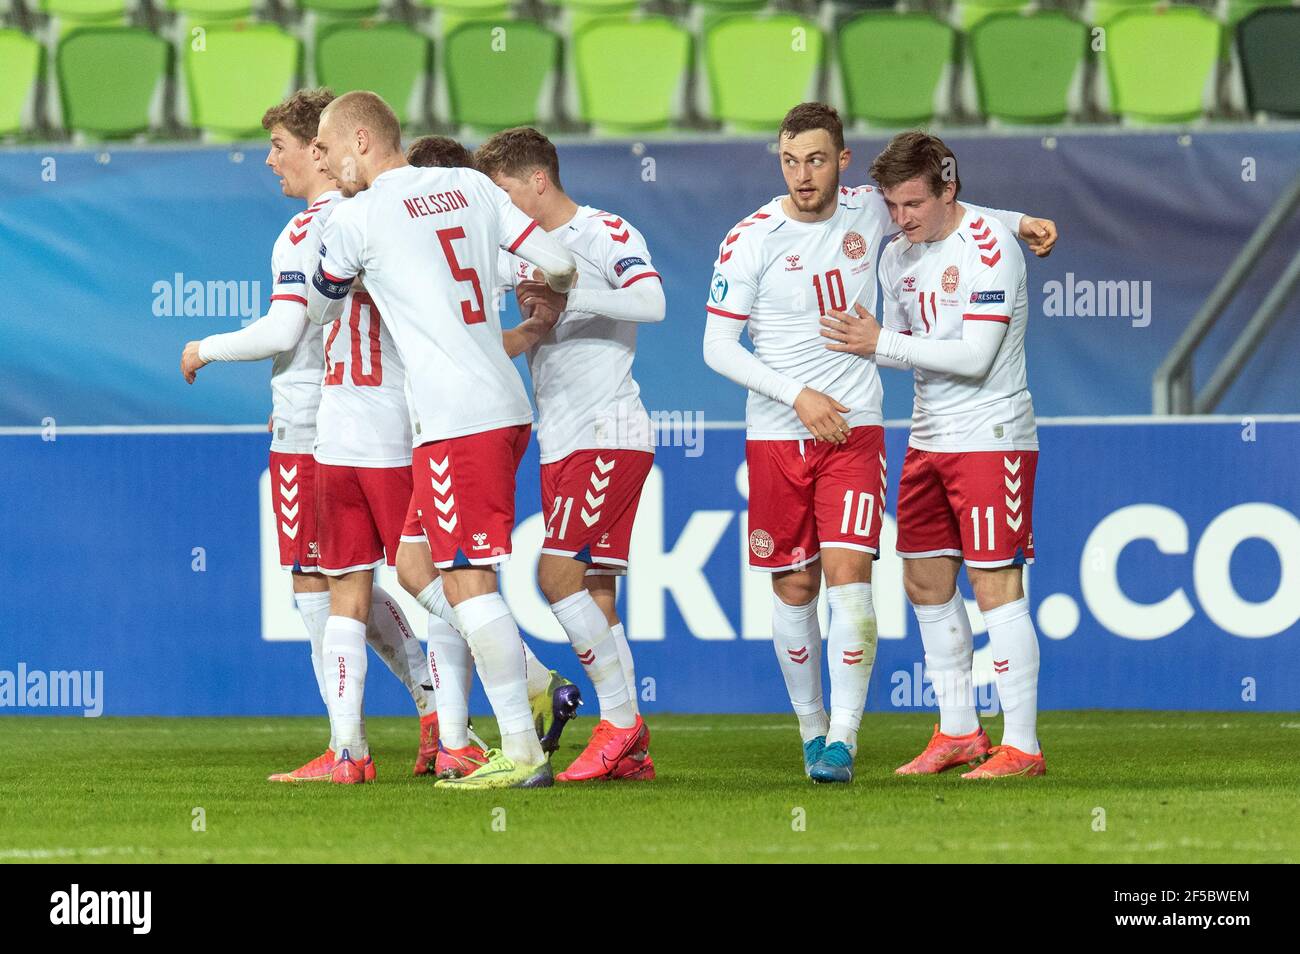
[389,134,582,781]
[703,103,1055,783]
[476,128,662,782]
[306,92,578,790]
[179,90,438,783]
[821,131,1047,779]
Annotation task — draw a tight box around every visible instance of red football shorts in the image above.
[744,425,886,571]
[270,451,320,572]
[399,490,426,543]
[540,449,654,575]
[411,424,530,569]
[896,448,1037,568]
[314,463,413,574]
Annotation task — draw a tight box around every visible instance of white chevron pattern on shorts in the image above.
[594,455,615,475]
[1004,455,1023,532]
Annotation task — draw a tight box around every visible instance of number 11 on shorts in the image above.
[970,505,994,551]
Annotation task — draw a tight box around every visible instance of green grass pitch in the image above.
[3,712,1296,863]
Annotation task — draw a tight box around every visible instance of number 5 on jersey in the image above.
[436,226,486,325]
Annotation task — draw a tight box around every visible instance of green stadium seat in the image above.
[0,29,42,137]
[416,0,511,34]
[1087,0,1158,28]
[704,15,823,131]
[166,0,254,20]
[1237,7,1300,117]
[37,0,126,22]
[316,22,430,126]
[299,0,381,13]
[184,22,301,139]
[1221,0,1292,28]
[839,12,955,126]
[443,20,559,131]
[954,0,1030,31]
[560,0,642,37]
[574,18,690,132]
[57,27,170,138]
[1103,7,1220,123]
[969,12,1088,124]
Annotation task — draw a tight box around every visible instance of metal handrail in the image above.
[1153,171,1300,414]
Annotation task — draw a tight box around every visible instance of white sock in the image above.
[522,639,552,699]
[551,590,636,728]
[425,617,472,749]
[322,615,368,758]
[826,583,877,753]
[913,590,979,737]
[366,584,434,717]
[610,621,639,716]
[415,576,457,629]
[416,577,472,747]
[295,590,334,748]
[770,595,828,742]
[984,598,1041,754]
[457,593,544,765]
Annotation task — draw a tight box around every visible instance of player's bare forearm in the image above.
[502,319,548,358]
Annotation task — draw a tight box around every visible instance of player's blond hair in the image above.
[262,88,335,145]
[324,90,403,153]
[475,127,563,191]
[407,135,474,169]
[869,131,962,199]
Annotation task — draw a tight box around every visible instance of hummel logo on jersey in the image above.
[903,275,917,292]
[785,254,802,272]
[471,532,488,550]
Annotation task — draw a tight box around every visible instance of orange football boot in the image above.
[330,749,376,784]
[435,742,488,779]
[413,713,440,776]
[268,749,335,782]
[961,745,1045,779]
[557,715,650,782]
[895,724,992,775]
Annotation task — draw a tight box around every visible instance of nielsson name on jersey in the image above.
[402,190,471,219]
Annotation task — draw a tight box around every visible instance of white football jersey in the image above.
[268,193,337,454]
[705,187,888,439]
[317,165,538,444]
[879,205,1037,452]
[314,288,413,467]
[498,206,659,464]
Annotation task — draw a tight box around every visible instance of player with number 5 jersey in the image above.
[307,92,578,790]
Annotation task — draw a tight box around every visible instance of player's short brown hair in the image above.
[325,90,403,152]
[869,131,961,199]
[779,102,844,153]
[262,88,335,145]
[406,135,474,169]
[475,127,563,191]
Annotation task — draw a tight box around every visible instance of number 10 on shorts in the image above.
[840,490,875,537]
